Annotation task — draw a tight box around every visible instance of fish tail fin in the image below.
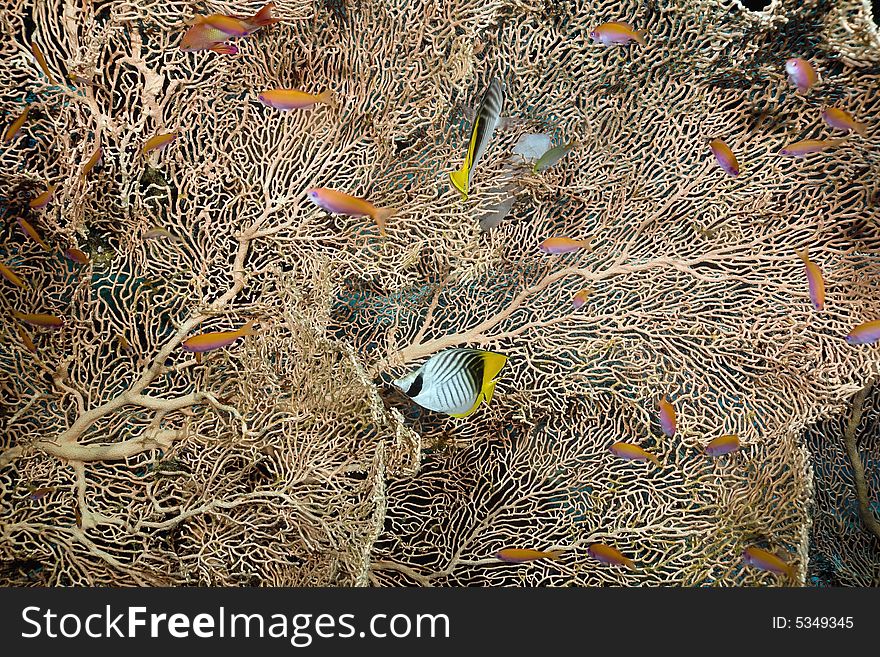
[854,122,867,137]
[548,550,565,560]
[579,236,595,251]
[371,207,397,237]
[240,319,258,336]
[626,558,637,571]
[634,30,647,47]
[318,90,336,108]
[482,379,497,405]
[449,165,470,200]
[250,2,280,26]
[648,454,662,467]
[480,352,508,391]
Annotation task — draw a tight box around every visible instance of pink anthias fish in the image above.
[571,288,592,309]
[704,434,740,457]
[778,138,847,157]
[609,442,661,466]
[821,107,867,136]
[796,248,824,311]
[182,319,257,353]
[846,320,880,345]
[659,396,676,437]
[258,89,335,110]
[179,2,279,52]
[742,546,797,580]
[589,22,646,47]
[29,185,56,210]
[306,188,397,237]
[587,543,636,570]
[785,57,818,94]
[709,138,739,177]
[64,247,89,265]
[539,237,593,254]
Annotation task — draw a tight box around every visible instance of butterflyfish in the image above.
[742,546,796,579]
[846,320,880,345]
[785,58,817,94]
[609,442,661,466]
[705,434,740,456]
[589,22,647,47]
[587,543,636,570]
[3,105,30,142]
[306,187,397,237]
[449,77,504,201]
[258,89,334,110]
[182,319,257,353]
[392,348,508,418]
[496,548,564,563]
[796,248,824,311]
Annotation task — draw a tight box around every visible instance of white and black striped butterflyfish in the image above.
[449,78,504,201]
[392,348,508,418]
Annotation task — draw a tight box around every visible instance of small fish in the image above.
[64,247,89,265]
[571,288,592,309]
[29,185,56,210]
[709,138,739,177]
[846,320,880,345]
[12,311,64,328]
[306,187,397,237]
[0,260,26,288]
[28,486,54,500]
[182,319,257,353]
[659,396,676,437]
[449,78,504,200]
[202,14,250,36]
[821,107,867,136]
[785,57,817,94]
[180,2,280,52]
[16,217,51,251]
[31,41,55,85]
[18,325,37,353]
[143,227,182,241]
[392,348,508,418]
[587,543,636,570]
[796,248,824,311]
[778,138,847,157]
[705,434,740,457]
[3,105,30,143]
[742,546,796,579]
[142,132,177,155]
[67,73,106,88]
[609,441,661,466]
[496,548,564,563]
[589,22,647,47]
[82,147,102,177]
[539,237,593,254]
[533,141,579,173]
[116,334,132,351]
[258,89,334,110]
[209,43,239,55]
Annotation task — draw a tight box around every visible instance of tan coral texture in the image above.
[1,0,879,586]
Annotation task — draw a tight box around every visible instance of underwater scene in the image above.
[1,0,879,587]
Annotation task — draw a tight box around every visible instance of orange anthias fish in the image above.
[539,237,594,254]
[742,546,797,580]
[182,319,257,353]
[496,548,565,563]
[704,434,740,457]
[31,41,56,84]
[659,396,676,437]
[12,311,64,328]
[845,319,880,345]
[587,543,636,570]
[29,185,56,210]
[709,138,739,177]
[821,107,867,136]
[142,132,177,156]
[778,138,847,157]
[609,442,661,466]
[589,22,647,47]
[64,247,89,265]
[258,89,335,110]
[796,248,824,311]
[18,325,37,353]
[0,260,26,288]
[82,146,102,177]
[16,217,51,251]
[180,2,280,52]
[306,188,397,237]
[3,105,30,142]
[571,288,592,309]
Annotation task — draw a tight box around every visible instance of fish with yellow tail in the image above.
[778,138,847,157]
[0,261,26,288]
[142,132,177,156]
[609,441,662,466]
[785,57,817,94]
[846,320,880,345]
[258,89,335,110]
[539,236,593,254]
[306,187,397,237]
[82,147,102,178]
[709,138,739,177]
[12,311,64,328]
[704,434,740,457]
[31,42,56,85]
[449,78,504,201]
[496,548,564,563]
[587,543,636,570]
[659,396,676,437]
[182,320,257,357]
[796,248,824,311]
[179,2,280,52]
[29,185,56,210]
[3,105,30,143]
[589,22,647,47]
[742,546,797,580]
[392,348,508,418]
[821,107,867,136]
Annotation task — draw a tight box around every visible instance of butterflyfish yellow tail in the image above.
[449,350,508,418]
[449,164,470,200]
